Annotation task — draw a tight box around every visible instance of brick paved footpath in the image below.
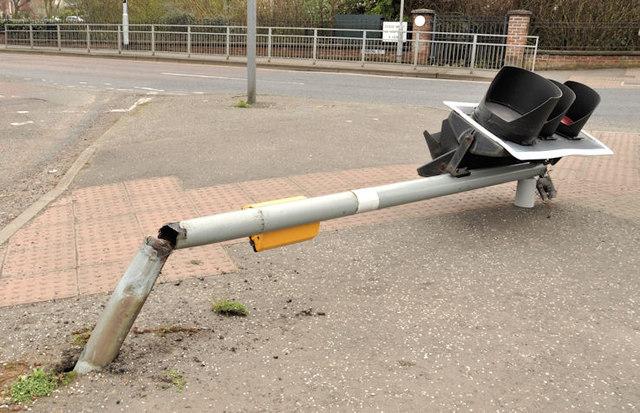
[0,131,637,307]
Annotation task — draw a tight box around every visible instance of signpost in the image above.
[247,0,256,104]
[122,0,129,47]
[383,21,408,42]
[395,0,405,63]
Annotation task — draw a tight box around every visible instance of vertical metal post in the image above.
[267,27,272,62]
[514,178,537,208]
[4,24,8,49]
[187,25,191,57]
[469,34,478,74]
[360,30,366,67]
[56,24,61,50]
[86,24,90,53]
[531,37,539,71]
[117,25,122,54]
[312,28,318,64]
[413,31,419,68]
[225,26,230,59]
[122,0,129,46]
[151,24,155,55]
[395,0,405,63]
[29,24,33,49]
[247,0,257,104]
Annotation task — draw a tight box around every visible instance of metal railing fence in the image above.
[2,24,538,71]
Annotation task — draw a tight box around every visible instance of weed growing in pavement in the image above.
[211,299,250,316]
[164,369,186,392]
[9,368,69,404]
[70,327,92,346]
[234,99,251,108]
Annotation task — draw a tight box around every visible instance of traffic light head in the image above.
[540,80,576,138]
[473,66,562,146]
[555,81,601,139]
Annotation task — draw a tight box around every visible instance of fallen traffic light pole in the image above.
[74,67,612,374]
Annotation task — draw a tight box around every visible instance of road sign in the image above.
[383,22,407,42]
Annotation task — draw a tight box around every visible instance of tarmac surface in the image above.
[0,54,639,410]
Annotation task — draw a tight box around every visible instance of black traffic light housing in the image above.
[555,81,601,139]
[472,66,562,146]
[417,66,606,179]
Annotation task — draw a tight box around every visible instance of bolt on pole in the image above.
[247,0,257,104]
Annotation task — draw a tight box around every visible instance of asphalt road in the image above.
[1,52,639,131]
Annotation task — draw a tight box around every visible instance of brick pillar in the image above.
[411,9,435,64]
[505,9,532,67]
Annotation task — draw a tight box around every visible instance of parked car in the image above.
[65,16,84,23]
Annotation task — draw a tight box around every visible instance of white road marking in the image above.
[10,121,34,126]
[16,111,29,114]
[161,72,305,85]
[134,86,165,92]
[162,72,243,81]
[79,81,88,84]
[109,97,153,112]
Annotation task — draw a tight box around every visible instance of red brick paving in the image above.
[0,131,637,307]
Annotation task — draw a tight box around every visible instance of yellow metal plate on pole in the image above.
[243,196,320,252]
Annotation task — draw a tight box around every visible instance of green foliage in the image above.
[70,327,92,346]
[212,299,250,316]
[161,10,197,26]
[164,369,186,391]
[234,100,251,109]
[59,371,77,386]
[10,369,58,404]
[369,0,395,20]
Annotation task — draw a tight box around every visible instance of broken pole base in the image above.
[74,237,173,374]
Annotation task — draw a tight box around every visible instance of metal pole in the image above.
[469,34,477,74]
[74,162,546,374]
[56,24,61,50]
[395,0,405,63]
[187,25,191,57]
[531,36,539,71]
[151,24,155,56]
[312,28,317,64]
[29,24,33,49]
[74,237,173,374]
[122,0,129,47]
[514,178,537,208]
[413,31,419,68]
[86,24,90,53]
[168,163,547,250]
[246,0,257,104]
[4,24,8,49]
[117,25,122,54]
[267,27,272,62]
[360,30,366,67]
[225,26,230,59]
